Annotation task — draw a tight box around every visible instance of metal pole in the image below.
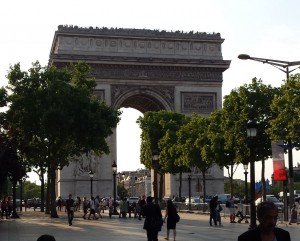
[249,150,257,229]
[188,175,191,211]
[244,170,249,223]
[287,140,294,209]
[113,172,118,215]
[153,163,158,204]
[244,171,248,204]
[90,177,93,198]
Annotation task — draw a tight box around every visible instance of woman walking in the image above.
[163,200,177,241]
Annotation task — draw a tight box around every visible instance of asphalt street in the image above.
[0,208,299,241]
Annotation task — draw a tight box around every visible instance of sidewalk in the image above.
[0,208,299,241]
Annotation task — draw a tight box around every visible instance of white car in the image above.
[185,197,203,207]
[255,195,283,209]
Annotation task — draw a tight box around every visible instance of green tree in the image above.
[176,113,214,202]
[1,61,121,217]
[137,110,189,201]
[268,73,300,203]
[222,78,279,198]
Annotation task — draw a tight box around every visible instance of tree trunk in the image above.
[178,171,182,201]
[202,170,206,212]
[40,169,45,212]
[261,160,266,201]
[49,162,58,218]
[11,180,19,218]
[230,165,233,197]
[45,170,51,214]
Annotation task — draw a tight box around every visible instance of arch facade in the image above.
[49,26,231,199]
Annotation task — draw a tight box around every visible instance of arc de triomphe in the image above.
[49,25,231,199]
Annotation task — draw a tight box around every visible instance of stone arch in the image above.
[49,26,230,199]
[112,85,173,112]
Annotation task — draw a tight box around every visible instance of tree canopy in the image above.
[0,61,121,217]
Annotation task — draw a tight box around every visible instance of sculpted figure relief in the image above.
[73,152,98,177]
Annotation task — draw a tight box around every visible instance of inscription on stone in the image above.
[181,92,216,113]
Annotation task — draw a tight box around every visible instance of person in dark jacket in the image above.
[209,195,218,226]
[65,194,75,226]
[238,201,290,241]
[163,199,178,241]
[141,196,163,241]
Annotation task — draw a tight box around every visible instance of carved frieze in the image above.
[89,65,222,82]
[181,92,216,114]
[57,35,222,58]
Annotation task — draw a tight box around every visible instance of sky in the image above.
[1,0,300,183]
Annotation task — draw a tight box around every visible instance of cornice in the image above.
[56,25,222,41]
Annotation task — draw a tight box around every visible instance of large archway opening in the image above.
[116,90,168,172]
[116,107,144,172]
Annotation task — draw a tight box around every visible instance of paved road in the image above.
[0,209,299,241]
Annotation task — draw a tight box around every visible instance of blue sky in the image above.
[1,0,300,182]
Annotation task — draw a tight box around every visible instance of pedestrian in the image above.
[226,197,236,223]
[135,201,141,219]
[138,195,146,220]
[94,196,102,219]
[82,197,89,219]
[120,198,128,218]
[141,196,163,241]
[37,234,56,241]
[163,199,178,241]
[57,197,62,212]
[32,197,37,211]
[119,198,123,218]
[7,196,12,216]
[65,194,75,226]
[88,197,97,220]
[238,201,291,241]
[216,200,223,226]
[108,197,113,218]
[289,204,297,225]
[1,197,8,219]
[24,198,28,212]
[209,195,218,226]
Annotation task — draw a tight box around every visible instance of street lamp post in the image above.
[188,171,192,211]
[122,173,126,198]
[89,170,94,198]
[152,150,159,204]
[246,119,258,230]
[111,161,119,215]
[238,54,300,206]
[243,163,249,224]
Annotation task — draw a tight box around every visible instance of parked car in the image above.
[172,196,186,202]
[216,194,231,204]
[185,197,203,207]
[127,197,139,204]
[255,195,283,209]
[204,195,213,203]
[278,192,300,203]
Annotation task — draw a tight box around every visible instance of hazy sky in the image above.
[1,0,300,183]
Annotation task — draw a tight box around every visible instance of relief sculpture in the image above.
[182,92,215,113]
[73,151,98,177]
